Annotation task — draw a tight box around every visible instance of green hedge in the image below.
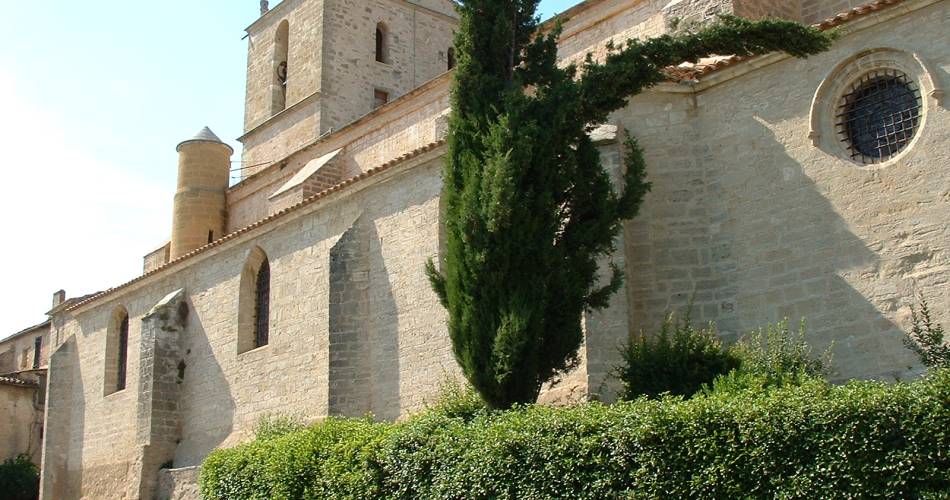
[201,371,950,499]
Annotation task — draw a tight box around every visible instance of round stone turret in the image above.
[170,127,233,260]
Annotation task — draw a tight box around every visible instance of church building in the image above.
[38,0,948,498]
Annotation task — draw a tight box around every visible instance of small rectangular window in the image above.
[373,89,389,109]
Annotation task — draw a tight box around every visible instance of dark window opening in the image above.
[208,230,214,244]
[447,47,456,70]
[373,89,389,109]
[255,259,271,348]
[117,314,129,391]
[836,70,921,164]
[375,24,388,63]
[273,20,290,113]
[32,337,41,369]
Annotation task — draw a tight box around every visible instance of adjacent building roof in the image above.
[0,320,50,345]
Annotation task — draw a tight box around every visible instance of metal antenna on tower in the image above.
[260,0,270,15]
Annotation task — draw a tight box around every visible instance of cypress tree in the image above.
[427,1,835,409]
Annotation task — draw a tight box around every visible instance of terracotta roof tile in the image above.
[0,375,38,388]
[665,0,908,81]
[66,140,447,312]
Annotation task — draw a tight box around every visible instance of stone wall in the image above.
[156,467,200,500]
[617,0,949,380]
[0,379,42,463]
[43,152,454,497]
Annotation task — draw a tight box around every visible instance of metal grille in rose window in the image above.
[836,70,921,164]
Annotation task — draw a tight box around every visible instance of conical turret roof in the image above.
[176,126,233,152]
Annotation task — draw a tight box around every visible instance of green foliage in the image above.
[618,312,740,399]
[427,0,836,409]
[702,319,832,396]
[199,417,392,500]
[734,318,831,378]
[0,454,39,500]
[200,370,950,499]
[424,378,489,421]
[254,413,306,441]
[904,297,950,369]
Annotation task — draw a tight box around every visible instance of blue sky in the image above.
[0,0,579,337]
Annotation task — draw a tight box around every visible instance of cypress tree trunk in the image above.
[428,1,835,409]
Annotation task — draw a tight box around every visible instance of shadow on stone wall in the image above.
[173,309,235,467]
[720,117,919,380]
[328,215,401,420]
[40,335,84,499]
[626,103,921,381]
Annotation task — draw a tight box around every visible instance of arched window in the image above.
[104,307,130,395]
[447,47,456,70]
[254,259,271,348]
[375,23,389,64]
[238,247,271,353]
[272,20,290,114]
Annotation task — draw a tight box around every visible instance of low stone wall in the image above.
[156,466,201,500]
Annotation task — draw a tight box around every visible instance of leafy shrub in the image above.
[618,312,740,399]
[200,417,392,500]
[200,370,950,499]
[904,297,950,369]
[255,413,305,441]
[0,454,39,500]
[730,318,832,383]
[424,378,488,421]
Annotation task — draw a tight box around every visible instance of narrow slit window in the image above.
[117,314,129,391]
[447,47,456,70]
[254,258,271,348]
[105,307,130,395]
[375,23,388,63]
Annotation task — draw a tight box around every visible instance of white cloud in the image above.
[0,68,171,337]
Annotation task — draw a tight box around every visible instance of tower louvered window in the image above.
[117,314,129,391]
[255,259,271,348]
